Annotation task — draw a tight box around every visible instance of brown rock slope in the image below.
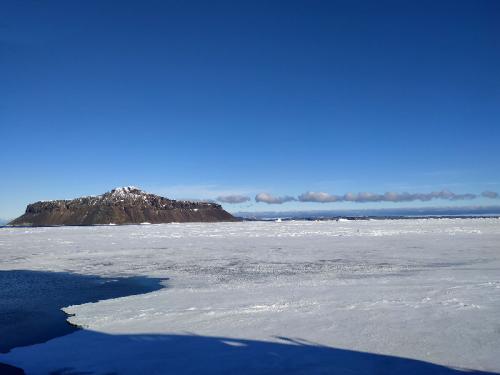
[9,187,237,226]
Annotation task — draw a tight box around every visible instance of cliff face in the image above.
[9,187,236,226]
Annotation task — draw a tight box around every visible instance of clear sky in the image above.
[1,0,499,218]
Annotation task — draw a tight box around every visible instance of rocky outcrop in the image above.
[9,187,236,226]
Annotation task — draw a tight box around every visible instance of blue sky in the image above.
[1,0,499,218]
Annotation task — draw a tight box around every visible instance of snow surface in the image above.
[1,219,500,374]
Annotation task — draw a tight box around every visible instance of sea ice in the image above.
[0,219,499,374]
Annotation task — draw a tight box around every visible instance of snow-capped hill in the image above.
[8,187,236,226]
[108,186,142,197]
[100,186,151,203]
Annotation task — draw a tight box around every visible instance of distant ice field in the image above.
[1,219,499,374]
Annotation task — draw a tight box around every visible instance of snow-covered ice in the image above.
[1,219,499,374]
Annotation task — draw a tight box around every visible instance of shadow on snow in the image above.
[2,331,498,375]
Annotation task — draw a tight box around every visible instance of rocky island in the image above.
[8,187,236,226]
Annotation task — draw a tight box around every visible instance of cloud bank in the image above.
[216,195,251,204]
[255,193,296,204]
[229,190,500,205]
[298,190,479,203]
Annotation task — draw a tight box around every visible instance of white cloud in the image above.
[482,191,499,199]
[216,195,251,204]
[255,193,296,204]
[298,192,341,203]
